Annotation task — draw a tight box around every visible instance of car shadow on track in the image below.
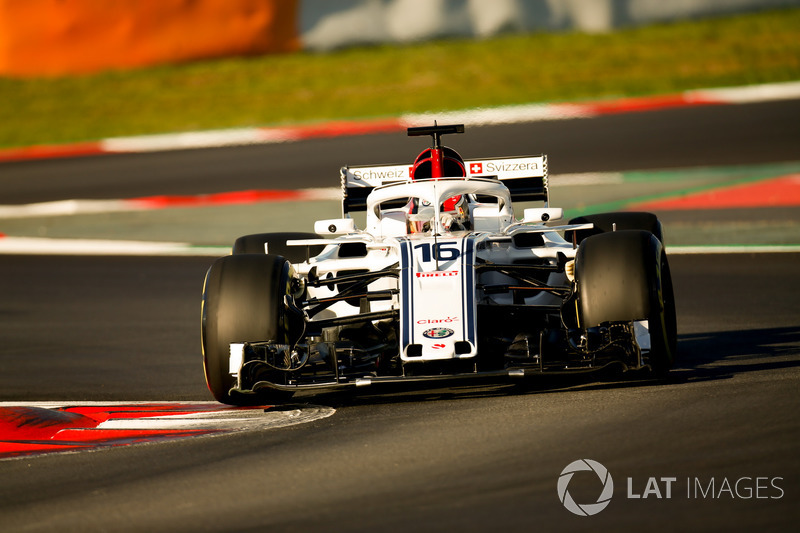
[671,325,800,381]
[294,365,661,408]
[291,326,800,408]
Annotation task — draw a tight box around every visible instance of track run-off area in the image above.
[0,95,798,531]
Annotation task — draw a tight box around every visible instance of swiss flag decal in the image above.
[469,162,483,174]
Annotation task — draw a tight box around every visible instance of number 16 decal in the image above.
[413,242,459,262]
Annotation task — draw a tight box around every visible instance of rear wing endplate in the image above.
[340,155,548,213]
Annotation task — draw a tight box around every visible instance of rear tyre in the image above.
[201,254,296,405]
[566,211,663,244]
[575,230,676,376]
[232,232,323,263]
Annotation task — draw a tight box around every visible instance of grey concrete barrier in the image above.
[299,0,800,51]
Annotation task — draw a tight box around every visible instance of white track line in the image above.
[688,81,800,104]
[666,245,800,254]
[0,236,226,256]
[0,188,342,219]
[100,128,299,153]
[0,199,136,219]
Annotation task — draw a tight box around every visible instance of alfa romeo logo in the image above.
[422,327,454,339]
[557,459,614,516]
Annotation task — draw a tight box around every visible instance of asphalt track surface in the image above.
[1,101,799,531]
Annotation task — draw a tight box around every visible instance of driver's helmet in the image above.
[410,146,466,180]
[409,146,467,230]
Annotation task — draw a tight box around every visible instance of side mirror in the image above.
[522,207,563,223]
[314,218,356,235]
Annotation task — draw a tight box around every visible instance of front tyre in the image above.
[575,230,677,376]
[201,254,296,405]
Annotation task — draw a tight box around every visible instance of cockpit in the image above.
[366,178,514,237]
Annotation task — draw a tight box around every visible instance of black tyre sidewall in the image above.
[201,254,290,404]
[576,230,674,373]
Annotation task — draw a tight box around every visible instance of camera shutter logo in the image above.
[557,459,614,516]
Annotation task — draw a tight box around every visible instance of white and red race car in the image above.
[202,124,677,405]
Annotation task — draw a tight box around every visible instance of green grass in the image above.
[1,8,798,149]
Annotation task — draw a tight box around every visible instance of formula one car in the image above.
[202,124,677,405]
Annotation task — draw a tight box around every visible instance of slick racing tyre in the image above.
[566,211,664,245]
[575,230,677,376]
[201,254,297,405]
[232,232,323,263]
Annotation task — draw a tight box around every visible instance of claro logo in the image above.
[557,459,614,516]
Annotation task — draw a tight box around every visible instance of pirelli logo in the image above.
[415,270,459,278]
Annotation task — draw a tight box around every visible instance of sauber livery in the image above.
[201,124,677,405]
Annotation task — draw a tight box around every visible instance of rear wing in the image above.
[340,155,548,214]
